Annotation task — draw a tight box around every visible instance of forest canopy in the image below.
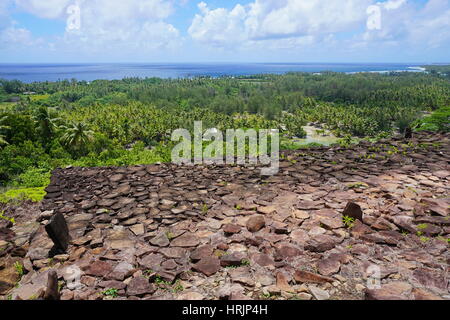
[0,71,449,197]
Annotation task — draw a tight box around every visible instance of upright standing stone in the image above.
[342,202,363,222]
[45,212,70,254]
[404,127,412,139]
[44,270,60,300]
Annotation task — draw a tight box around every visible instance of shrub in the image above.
[415,106,450,132]
[0,187,47,203]
[12,168,51,188]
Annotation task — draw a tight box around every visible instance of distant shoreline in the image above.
[0,62,434,83]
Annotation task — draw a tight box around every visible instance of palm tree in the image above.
[61,121,94,153]
[0,116,10,146]
[34,107,60,144]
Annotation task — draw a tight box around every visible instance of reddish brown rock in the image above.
[193,257,221,276]
[246,215,265,232]
[0,257,21,295]
[365,282,412,300]
[421,198,449,217]
[108,261,135,281]
[350,220,374,238]
[290,229,310,245]
[98,280,127,290]
[275,244,302,259]
[159,247,188,259]
[223,224,241,235]
[86,260,112,277]
[304,235,341,253]
[317,257,341,276]
[276,271,292,292]
[272,221,288,234]
[412,268,448,292]
[412,288,444,300]
[171,233,200,247]
[190,244,214,262]
[319,216,344,229]
[293,270,334,284]
[139,253,164,270]
[149,231,170,247]
[220,252,247,267]
[126,276,156,296]
[251,253,275,267]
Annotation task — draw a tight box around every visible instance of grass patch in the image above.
[347,182,369,189]
[201,203,208,214]
[14,261,25,278]
[0,187,47,203]
[0,210,15,224]
[29,94,50,102]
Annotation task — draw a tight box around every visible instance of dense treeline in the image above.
[423,65,450,79]
[0,71,449,193]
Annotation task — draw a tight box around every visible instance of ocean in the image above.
[0,63,425,83]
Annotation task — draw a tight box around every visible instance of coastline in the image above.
[0,62,427,83]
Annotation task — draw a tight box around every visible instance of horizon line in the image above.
[1,61,449,65]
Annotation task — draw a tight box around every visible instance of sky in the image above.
[0,0,449,63]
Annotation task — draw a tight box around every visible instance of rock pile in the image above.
[1,131,449,300]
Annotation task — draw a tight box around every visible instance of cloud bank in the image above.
[0,0,449,62]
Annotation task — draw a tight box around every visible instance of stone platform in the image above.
[1,131,449,300]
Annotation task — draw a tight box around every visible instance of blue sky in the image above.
[0,0,449,63]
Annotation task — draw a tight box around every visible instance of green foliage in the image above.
[101,288,119,298]
[416,224,428,230]
[166,231,175,240]
[0,72,448,191]
[0,140,51,183]
[347,182,368,189]
[0,79,23,94]
[0,113,37,145]
[14,261,24,278]
[0,210,15,224]
[240,259,250,266]
[201,203,209,214]
[12,168,51,188]
[0,115,10,146]
[0,187,46,203]
[342,215,355,229]
[172,280,184,294]
[415,106,450,132]
[260,292,272,299]
[337,135,355,147]
[60,121,94,157]
[423,65,450,78]
[33,107,60,148]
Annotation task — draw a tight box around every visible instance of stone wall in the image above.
[2,131,449,300]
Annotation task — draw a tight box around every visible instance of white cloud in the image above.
[188,2,248,47]
[361,0,450,48]
[0,1,13,29]
[188,0,373,48]
[0,26,44,48]
[58,0,180,54]
[406,0,450,47]
[0,1,41,49]
[246,0,372,40]
[4,0,181,56]
[381,0,407,10]
[14,0,72,19]
[189,0,450,53]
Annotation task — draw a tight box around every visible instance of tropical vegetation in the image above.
[0,69,449,200]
